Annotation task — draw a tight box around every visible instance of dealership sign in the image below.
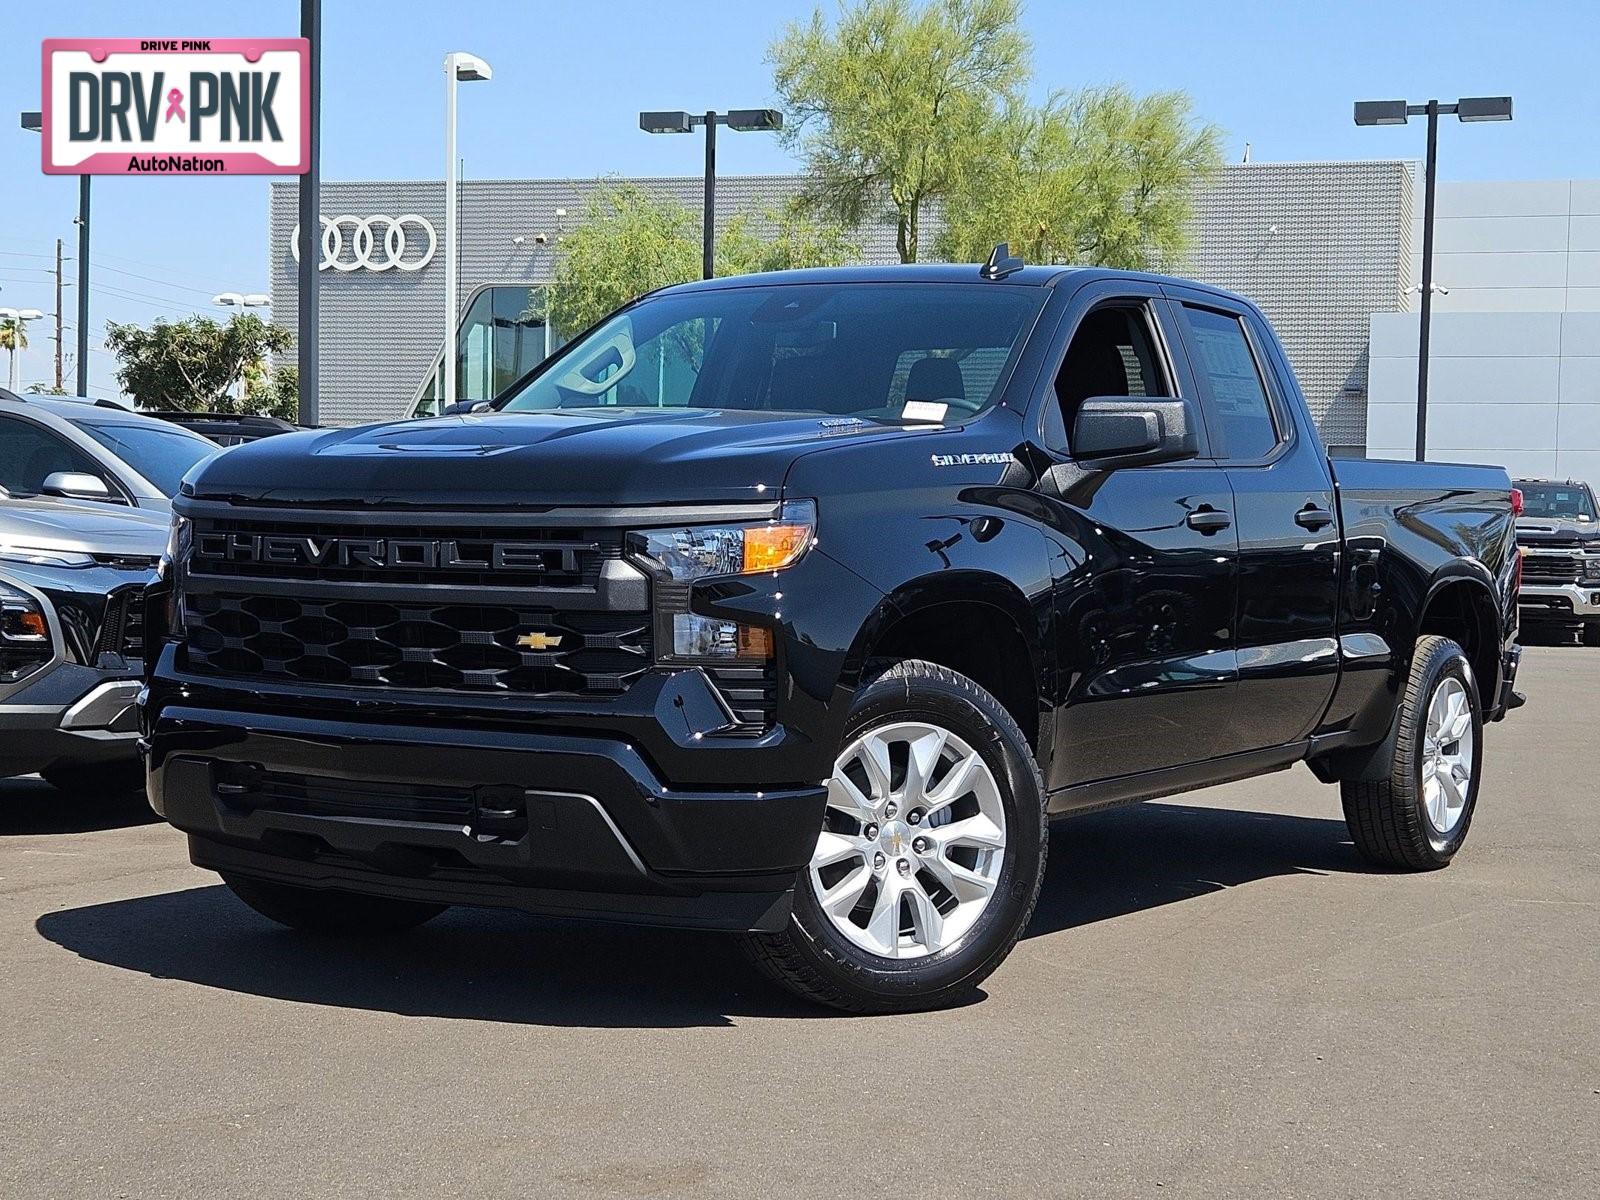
[41,38,308,175]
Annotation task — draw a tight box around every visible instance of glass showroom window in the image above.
[413,285,556,416]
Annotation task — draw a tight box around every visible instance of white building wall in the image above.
[1367,180,1600,488]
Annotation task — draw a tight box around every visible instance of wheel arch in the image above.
[1414,570,1502,713]
[845,571,1048,756]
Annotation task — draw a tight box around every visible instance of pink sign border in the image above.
[41,37,310,176]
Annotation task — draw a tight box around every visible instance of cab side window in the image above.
[1054,306,1170,436]
[1181,306,1281,460]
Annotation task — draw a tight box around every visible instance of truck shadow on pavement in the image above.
[0,777,159,835]
[33,802,1367,1027]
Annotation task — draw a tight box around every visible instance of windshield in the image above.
[1517,482,1597,521]
[498,283,1045,420]
[72,419,217,497]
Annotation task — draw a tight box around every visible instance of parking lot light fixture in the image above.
[639,107,784,280]
[20,109,89,395]
[1354,95,1513,462]
[0,306,47,391]
[443,51,493,410]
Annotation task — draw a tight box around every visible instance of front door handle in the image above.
[1186,508,1232,534]
[1294,505,1335,531]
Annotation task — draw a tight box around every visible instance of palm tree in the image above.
[0,316,29,392]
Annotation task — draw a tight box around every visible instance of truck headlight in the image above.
[1584,553,1600,585]
[627,500,814,661]
[0,580,52,683]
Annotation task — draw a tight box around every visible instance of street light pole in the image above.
[1416,100,1440,466]
[19,110,84,395]
[0,308,45,392]
[702,111,717,281]
[442,52,492,410]
[639,109,783,281]
[1354,95,1512,461]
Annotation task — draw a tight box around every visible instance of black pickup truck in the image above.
[140,262,1521,1012]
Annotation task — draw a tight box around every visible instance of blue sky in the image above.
[2,0,1594,395]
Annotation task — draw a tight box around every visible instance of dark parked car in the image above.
[146,412,304,446]
[141,261,1521,1012]
[1512,478,1600,644]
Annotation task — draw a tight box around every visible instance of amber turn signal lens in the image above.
[17,612,47,639]
[737,624,774,659]
[742,522,811,573]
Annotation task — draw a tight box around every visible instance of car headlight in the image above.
[0,579,52,683]
[0,543,95,569]
[627,500,815,661]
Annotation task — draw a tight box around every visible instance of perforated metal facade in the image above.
[270,161,1413,437]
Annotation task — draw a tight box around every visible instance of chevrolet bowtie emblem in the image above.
[516,631,563,651]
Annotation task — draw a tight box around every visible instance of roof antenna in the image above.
[980,243,1025,280]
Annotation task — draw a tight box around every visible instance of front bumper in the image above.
[1517,582,1600,621]
[146,697,826,931]
[0,665,142,778]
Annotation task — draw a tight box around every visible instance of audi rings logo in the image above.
[290,214,437,273]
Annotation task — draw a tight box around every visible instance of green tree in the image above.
[245,363,299,421]
[24,382,69,396]
[1,315,29,387]
[769,0,1031,263]
[937,87,1224,269]
[718,200,863,276]
[541,184,859,337]
[103,313,293,414]
[541,184,702,339]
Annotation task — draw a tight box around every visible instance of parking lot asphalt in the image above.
[2,644,1596,1199]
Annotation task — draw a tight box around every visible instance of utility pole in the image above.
[53,239,63,391]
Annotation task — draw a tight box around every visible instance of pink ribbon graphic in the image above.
[164,88,185,123]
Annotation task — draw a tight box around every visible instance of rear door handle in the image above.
[1294,505,1335,531]
[1186,508,1232,534]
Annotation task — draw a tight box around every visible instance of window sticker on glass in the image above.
[902,401,948,422]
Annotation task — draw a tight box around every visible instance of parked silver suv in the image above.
[1514,478,1600,645]
[0,390,217,512]
[1,498,167,791]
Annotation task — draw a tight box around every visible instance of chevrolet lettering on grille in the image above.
[194,532,567,572]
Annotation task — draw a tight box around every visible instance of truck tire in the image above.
[1341,635,1482,871]
[743,659,1047,1013]
[40,759,145,797]
[221,873,447,936]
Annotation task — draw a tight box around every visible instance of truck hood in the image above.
[1516,516,1600,547]
[0,496,168,559]
[183,408,942,507]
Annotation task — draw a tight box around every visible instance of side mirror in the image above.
[1071,397,1200,469]
[442,400,492,416]
[42,471,114,501]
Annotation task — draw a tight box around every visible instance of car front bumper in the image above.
[0,665,142,778]
[1517,582,1600,622]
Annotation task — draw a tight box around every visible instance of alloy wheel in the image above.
[809,720,1007,959]
[1420,676,1475,835]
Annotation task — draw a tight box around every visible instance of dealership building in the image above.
[268,164,1600,486]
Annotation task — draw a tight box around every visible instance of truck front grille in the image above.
[181,593,651,695]
[188,516,612,591]
[1522,553,1582,584]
